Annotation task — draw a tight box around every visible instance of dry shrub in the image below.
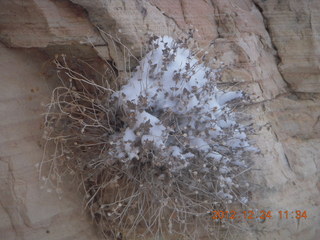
[40,36,257,240]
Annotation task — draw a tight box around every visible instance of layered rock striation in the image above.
[0,0,319,239]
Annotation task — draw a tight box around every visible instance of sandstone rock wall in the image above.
[0,43,100,240]
[0,0,319,239]
[254,0,320,92]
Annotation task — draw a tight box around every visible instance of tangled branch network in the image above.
[42,36,257,239]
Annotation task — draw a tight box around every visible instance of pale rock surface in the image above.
[0,0,104,47]
[254,0,320,93]
[0,0,319,240]
[70,0,185,70]
[149,0,219,46]
[0,43,100,240]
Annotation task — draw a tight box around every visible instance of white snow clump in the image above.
[110,36,254,202]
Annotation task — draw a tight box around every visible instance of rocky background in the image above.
[0,0,319,239]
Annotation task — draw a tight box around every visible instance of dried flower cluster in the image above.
[41,36,256,240]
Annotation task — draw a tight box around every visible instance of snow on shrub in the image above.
[111,36,253,201]
[42,36,256,239]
